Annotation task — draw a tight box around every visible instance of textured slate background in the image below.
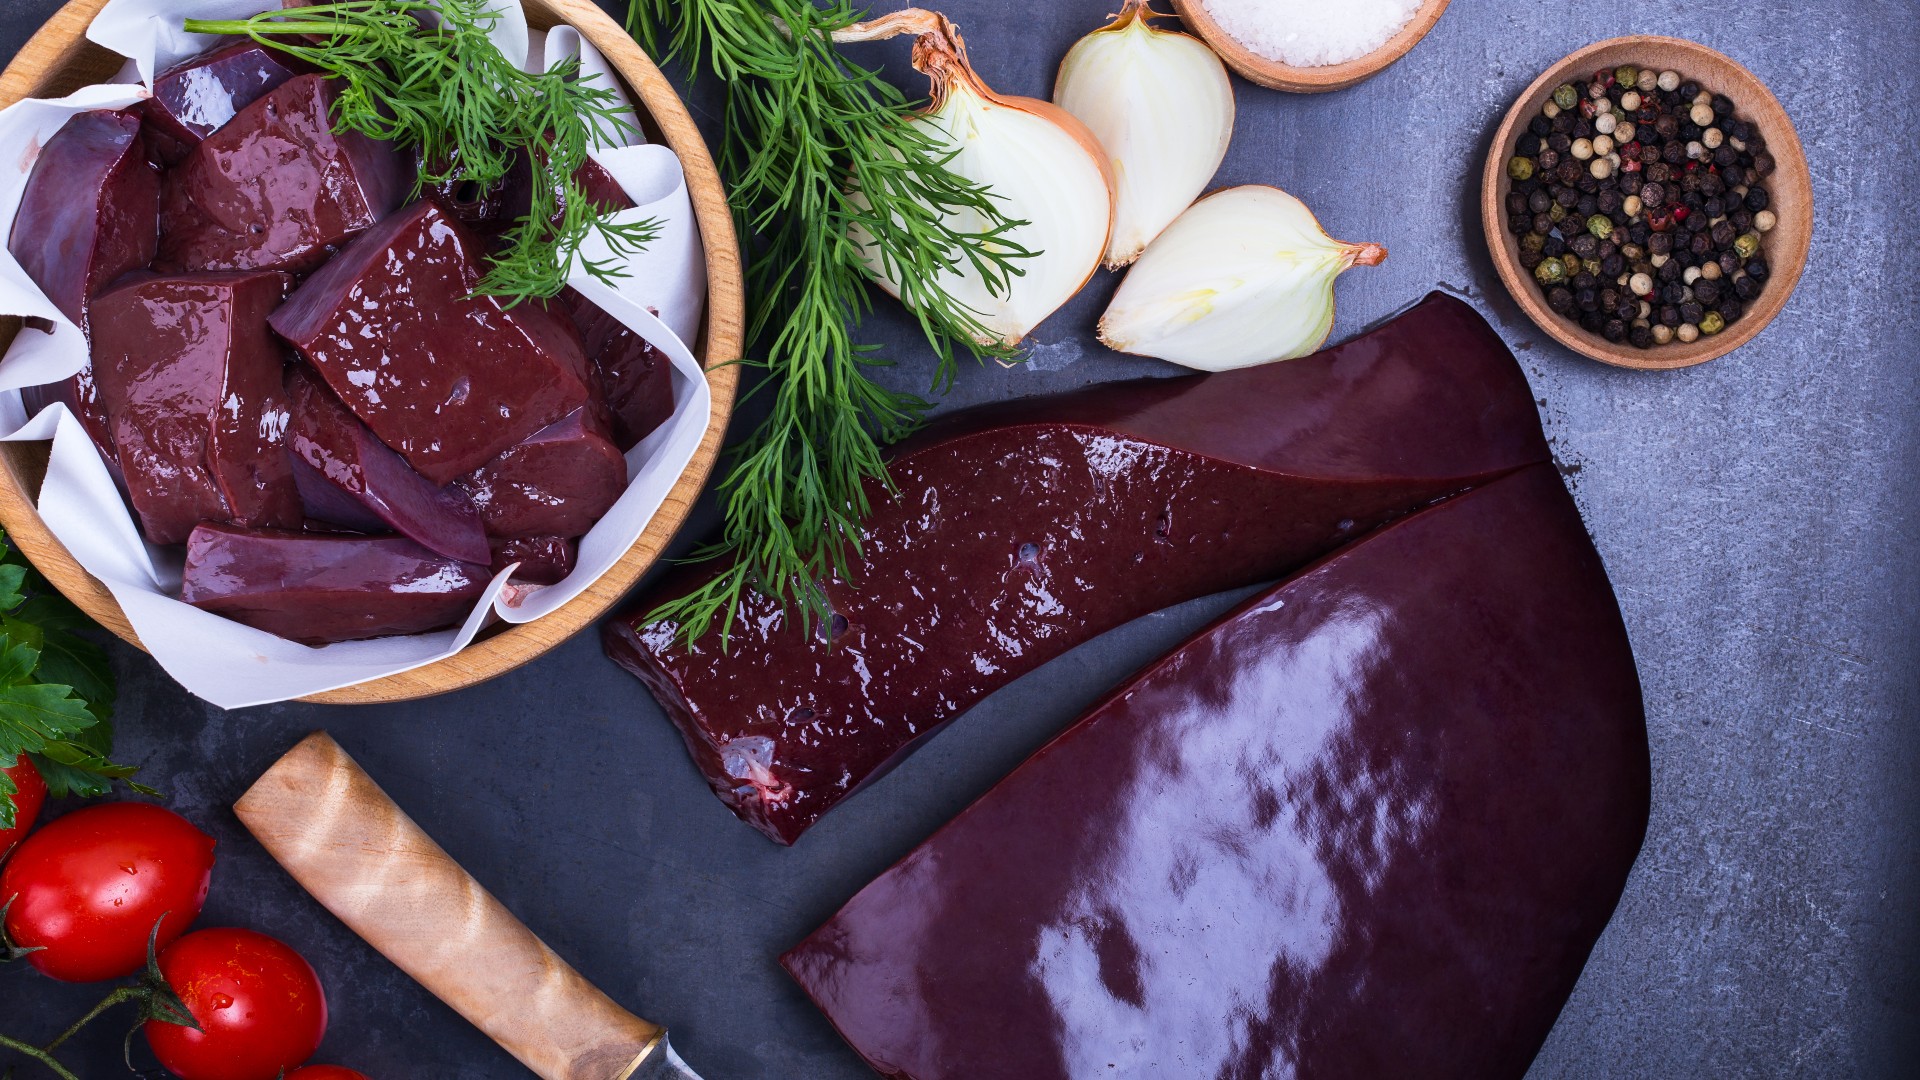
[2,1,1916,1077]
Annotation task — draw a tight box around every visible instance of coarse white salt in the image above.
[1202,0,1422,68]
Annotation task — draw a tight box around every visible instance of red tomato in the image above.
[286,1069,369,1080]
[147,928,328,1080]
[0,801,215,981]
[0,755,48,861]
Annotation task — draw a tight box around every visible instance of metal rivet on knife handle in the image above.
[233,731,677,1080]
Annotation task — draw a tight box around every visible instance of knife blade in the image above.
[234,731,707,1080]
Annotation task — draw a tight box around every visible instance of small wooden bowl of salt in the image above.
[1170,0,1451,93]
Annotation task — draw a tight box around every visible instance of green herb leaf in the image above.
[628,0,1031,645]
[183,1,660,304]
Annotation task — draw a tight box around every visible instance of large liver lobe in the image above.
[604,294,1552,844]
[782,464,1649,1080]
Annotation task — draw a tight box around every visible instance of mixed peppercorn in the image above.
[1504,64,1778,349]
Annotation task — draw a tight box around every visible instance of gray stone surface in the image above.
[2,1,1916,1077]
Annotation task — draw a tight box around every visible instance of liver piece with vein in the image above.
[604,294,1553,844]
[783,464,1649,1080]
[142,41,313,164]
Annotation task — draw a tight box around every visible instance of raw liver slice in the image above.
[489,536,577,585]
[7,108,159,467]
[782,464,1649,1080]
[455,407,627,539]
[181,524,488,645]
[89,271,300,545]
[157,73,408,274]
[285,365,489,563]
[270,200,595,485]
[561,289,673,450]
[143,41,311,163]
[604,294,1551,844]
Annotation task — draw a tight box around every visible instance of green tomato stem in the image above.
[0,1033,82,1080]
[41,986,141,1054]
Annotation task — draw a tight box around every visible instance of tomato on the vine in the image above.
[0,755,47,862]
[0,801,215,981]
[146,927,328,1080]
[286,1068,369,1080]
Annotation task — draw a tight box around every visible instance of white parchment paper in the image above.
[0,0,713,707]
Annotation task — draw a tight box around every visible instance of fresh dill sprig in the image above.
[183,0,660,303]
[628,0,1031,646]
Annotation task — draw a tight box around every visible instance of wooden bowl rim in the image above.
[0,0,744,704]
[1169,0,1451,93]
[1479,34,1814,371]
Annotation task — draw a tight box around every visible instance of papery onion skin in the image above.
[849,12,1115,347]
[1099,185,1385,371]
[1055,0,1235,269]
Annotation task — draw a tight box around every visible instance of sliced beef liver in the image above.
[7,107,160,467]
[561,289,673,450]
[285,365,489,563]
[783,465,1649,1080]
[604,294,1552,844]
[142,41,311,164]
[270,200,596,485]
[489,536,577,585]
[455,407,626,539]
[89,271,300,545]
[157,73,408,274]
[181,524,488,645]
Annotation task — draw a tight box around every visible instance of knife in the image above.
[234,731,706,1080]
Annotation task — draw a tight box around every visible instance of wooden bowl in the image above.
[0,0,744,703]
[1170,0,1450,93]
[1480,36,1812,371]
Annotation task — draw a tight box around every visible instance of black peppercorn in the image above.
[1693,279,1722,305]
[1576,173,1601,195]
[1711,93,1734,117]
[1648,232,1672,256]
[1719,299,1743,323]
[1543,234,1567,257]
[1680,301,1706,325]
[1528,189,1552,215]
[1679,80,1700,99]
[1752,152,1776,177]
[1659,305,1681,327]
[1718,250,1741,276]
[1576,286,1600,311]
[1573,271,1599,292]
[1570,233,1599,259]
[1710,220,1737,247]
[1538,148,1562,171]
[1547,286,1575,313]
[1549,132,1573,153]
[1732,274,1760,300]
[1661,282,1687,305]
[1601,252,1627,277]
[1579,309,1605,332]
[1746,258,1769,281]
[1663,141,1688,165]
[1689,232,1713,256]
[1658,258,1683,282]
[1530,115,1553,137]
[1630,323,1655,349]
[1603,318,1628,342]
[1730,207,1753,230]
[1518,248,1544,270]
[1577,193,1599,217]
[1746,186,1770,211]
[1533,213,1553,234]
[1641,182,1667,208]
[1713,144,1738,167]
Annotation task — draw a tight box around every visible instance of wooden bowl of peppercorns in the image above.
[1481,36,1811,370]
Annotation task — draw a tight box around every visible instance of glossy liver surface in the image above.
[89,271,299,545]
[605,294,1552,844]
[270,200,594,485]
[455,406,627,539]
[783,465,1650,1080]
[180,524,488,646]
[563,289,674,450]
[144,41,311,162]
[286,365,489,564]
[157,74,408,274]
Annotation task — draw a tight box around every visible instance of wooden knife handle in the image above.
[234,732,663,1080]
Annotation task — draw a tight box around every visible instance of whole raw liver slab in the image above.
[89,271,300,545]
[8,108,160,467]
[143,41,312,163]
[270,200,595,485]
[180,524,488,645]
[157,73,408,274]
[285,365,489,564]
[455,406,627,538]
[605,294,1552,844]
[782,464,1649,1080]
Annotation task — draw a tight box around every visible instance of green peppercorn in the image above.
[1562,254,1583,277]
[1549,203,1568,223]
[1521,232,1546,255]
[1614,65,1640,88]
[1534,257,1568,286]
[1700,311,1726,335]
[1507,156,1536,181]
[1733,232,1761,259]
[1553,83,1578,110]
[1587,214,1615,240]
